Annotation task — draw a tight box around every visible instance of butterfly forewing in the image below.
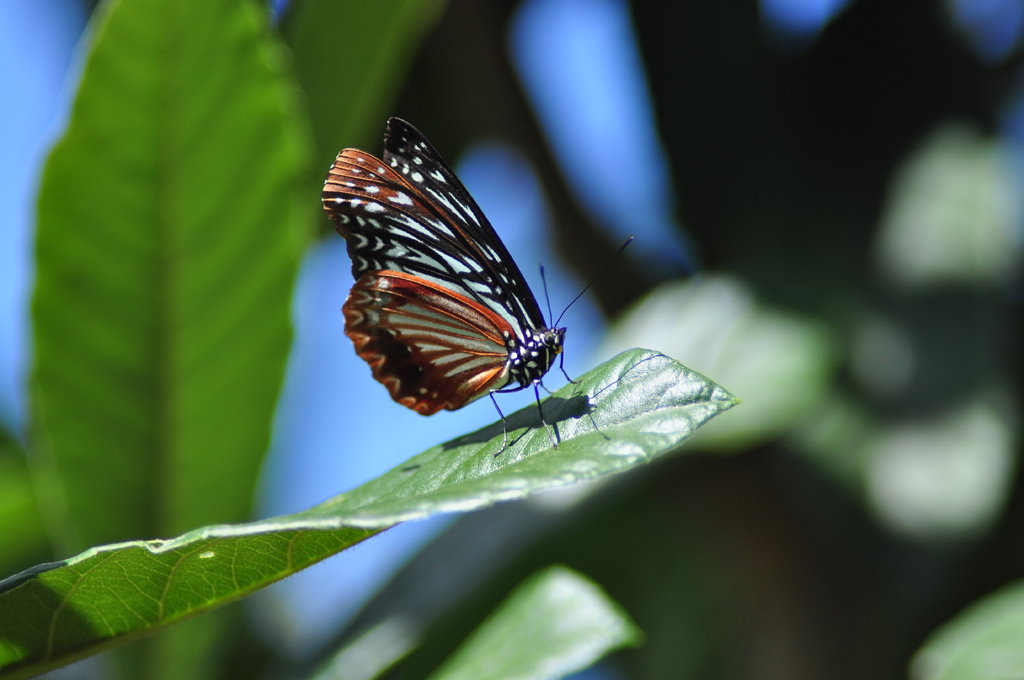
[324,119,547,338]
[382,120,548,333]
[326,151,475,283]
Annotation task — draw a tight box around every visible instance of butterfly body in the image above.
[323,118,565,424]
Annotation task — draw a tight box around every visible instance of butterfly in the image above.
[321,117,569,448]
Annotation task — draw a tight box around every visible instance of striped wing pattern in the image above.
[322,118,564,415]
[323,118,546,338]
[343,271,511,414]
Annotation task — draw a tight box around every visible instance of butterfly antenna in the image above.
[554,236,634,327]
[539,263,555,327]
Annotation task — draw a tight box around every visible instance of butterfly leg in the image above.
[558,351,579,385]
[489,392,511,457]
[534,382,560,449]
[489,378,561,455]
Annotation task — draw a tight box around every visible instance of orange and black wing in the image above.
[343,271,515,414]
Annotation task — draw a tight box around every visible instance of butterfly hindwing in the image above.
[343,270,514,414]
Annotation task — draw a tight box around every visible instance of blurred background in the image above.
[3,0,1024,678]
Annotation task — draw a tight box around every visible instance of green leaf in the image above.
[282,0,447,170]
[428,565,644,680]
[0,349,735,678]
[0,528,377,680]
[875,123,1023,289]
[601,276,833,450]
[31,0,310,549]
[306,349,737,528]
[911,580,1024,680]
[29,0,311,676]
[0,439,49,579]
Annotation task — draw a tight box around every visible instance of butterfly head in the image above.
[507,325,566,388]
[542,326,566,355]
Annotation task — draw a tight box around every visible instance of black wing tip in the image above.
[384,117,431,157]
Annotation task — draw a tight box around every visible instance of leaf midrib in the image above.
[153,0,183,538]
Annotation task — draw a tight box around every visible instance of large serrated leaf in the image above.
[0,348,736,678]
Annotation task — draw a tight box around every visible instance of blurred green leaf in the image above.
[428,565,644,680]
[600,276,833,450]
[0,438,48,579]
[0,348,735,678]
[875,123,1024,289]
[29,0,312,676]
[912,580,1024,680]
[787,390,876,486]
[863,396,1016,540]
[282,0,447,171]
[32,0,310,553]
[309,617,421,680]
